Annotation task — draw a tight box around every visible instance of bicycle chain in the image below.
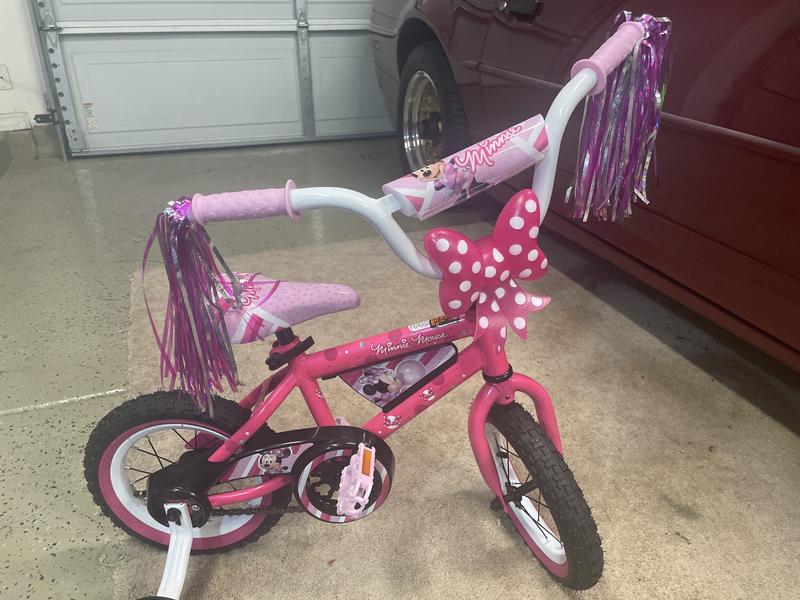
[211,504,305,516]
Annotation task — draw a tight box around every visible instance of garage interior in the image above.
[1,1,799,600]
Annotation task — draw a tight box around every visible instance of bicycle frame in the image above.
[204,308,563,509]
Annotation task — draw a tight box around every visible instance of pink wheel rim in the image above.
[97,420,270,551]
[485,424,569,577]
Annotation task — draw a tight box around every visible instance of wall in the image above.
[0,0,49,131]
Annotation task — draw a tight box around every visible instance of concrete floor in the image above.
[1,139,799,600]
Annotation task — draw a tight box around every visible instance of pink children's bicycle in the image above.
[84,14,671,599]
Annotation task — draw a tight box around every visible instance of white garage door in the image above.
[33,0,392,155]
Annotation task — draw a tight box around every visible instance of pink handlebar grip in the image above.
[571,20,645,95]
[190,179,298,225]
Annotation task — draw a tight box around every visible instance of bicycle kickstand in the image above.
[138,503,193,600]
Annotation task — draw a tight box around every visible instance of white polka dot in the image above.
[500,270,510,281]
[525,199,537,213]
[529,226,539,238]
[509,244,522,255]
[448,261,462,274]
[531,296,543,307]
[490,301,500,312]
[485,266,497,278]
[436,238,449,252]
[459,280,472,292]
[448,300,462,310]
[513,317,526,330]
[479,292,487,303]
[472,261,481,274]
[519,268,532,278]
[509,216,525,230]
[515,292,526,305]
[478,316,489,329]
[527,249,539,261]
[456,240,468,254]
[541,258,548,268]
[509,280,518,288]
[471,292,480,302]
[495,345,502,353]
[492,248,504,262]
[495,287,506,299]
[500,326,507,339]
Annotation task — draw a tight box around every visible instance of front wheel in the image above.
[84,392,291,553]
[487,402,603,589]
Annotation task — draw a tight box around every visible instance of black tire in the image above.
[84,391,291,554]
[487,402,603,589]
[397,42,471,172]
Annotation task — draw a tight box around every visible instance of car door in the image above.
[477,0,800,368]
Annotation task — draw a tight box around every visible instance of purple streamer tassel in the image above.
[570,12,673,221]
[142,197,241,411]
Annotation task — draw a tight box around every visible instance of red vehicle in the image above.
[370,0,800,371]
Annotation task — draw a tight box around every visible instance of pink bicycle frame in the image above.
[205,309,563,508]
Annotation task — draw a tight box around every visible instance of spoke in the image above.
[125,466,154,475]
[146,435,169,469]
[132,474,151,485]
[131,445,174,465]
[517,501,557,542]
[172,428,194,449]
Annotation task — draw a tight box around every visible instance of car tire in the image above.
[397,42,471,172]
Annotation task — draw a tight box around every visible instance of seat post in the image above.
[275,328,296,345]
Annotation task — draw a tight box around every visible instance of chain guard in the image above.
[214,425,395,521]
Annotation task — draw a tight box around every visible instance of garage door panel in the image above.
[310,33,392,137]
[62,34,302,152]
[52,0,294,22]
[307,0,372,21]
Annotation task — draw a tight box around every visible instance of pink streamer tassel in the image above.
[143,197,240,411]
[570,12,673,221]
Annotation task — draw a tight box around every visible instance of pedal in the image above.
[149,503,193,600]
[336,443,375,519]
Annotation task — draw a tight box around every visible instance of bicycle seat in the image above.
[219,274,360,344]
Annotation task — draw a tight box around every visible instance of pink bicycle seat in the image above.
[219,274,360,344]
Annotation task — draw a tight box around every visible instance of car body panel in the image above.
[371,0,800,369]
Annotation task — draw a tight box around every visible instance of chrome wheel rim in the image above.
[402,70,443,169]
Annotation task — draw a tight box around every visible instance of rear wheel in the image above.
[397,42,471,172]
[487,402,603,589]
[84,392,291,553]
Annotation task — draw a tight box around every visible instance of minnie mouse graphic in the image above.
[411,159,488,201]
[357,366,403,406]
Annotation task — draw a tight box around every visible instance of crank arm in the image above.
[150,503,193,600]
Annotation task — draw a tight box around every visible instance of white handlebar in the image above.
[290,187,443,279]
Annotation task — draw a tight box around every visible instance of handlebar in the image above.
[190,180,298,225]
[570,20,645,95]
[186,19,648,281]
[187,183,443,280]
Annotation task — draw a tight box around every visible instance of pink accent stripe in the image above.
[242,314,264,343]
[534,128,548,152]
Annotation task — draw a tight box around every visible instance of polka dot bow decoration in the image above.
[424,188,550,343]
